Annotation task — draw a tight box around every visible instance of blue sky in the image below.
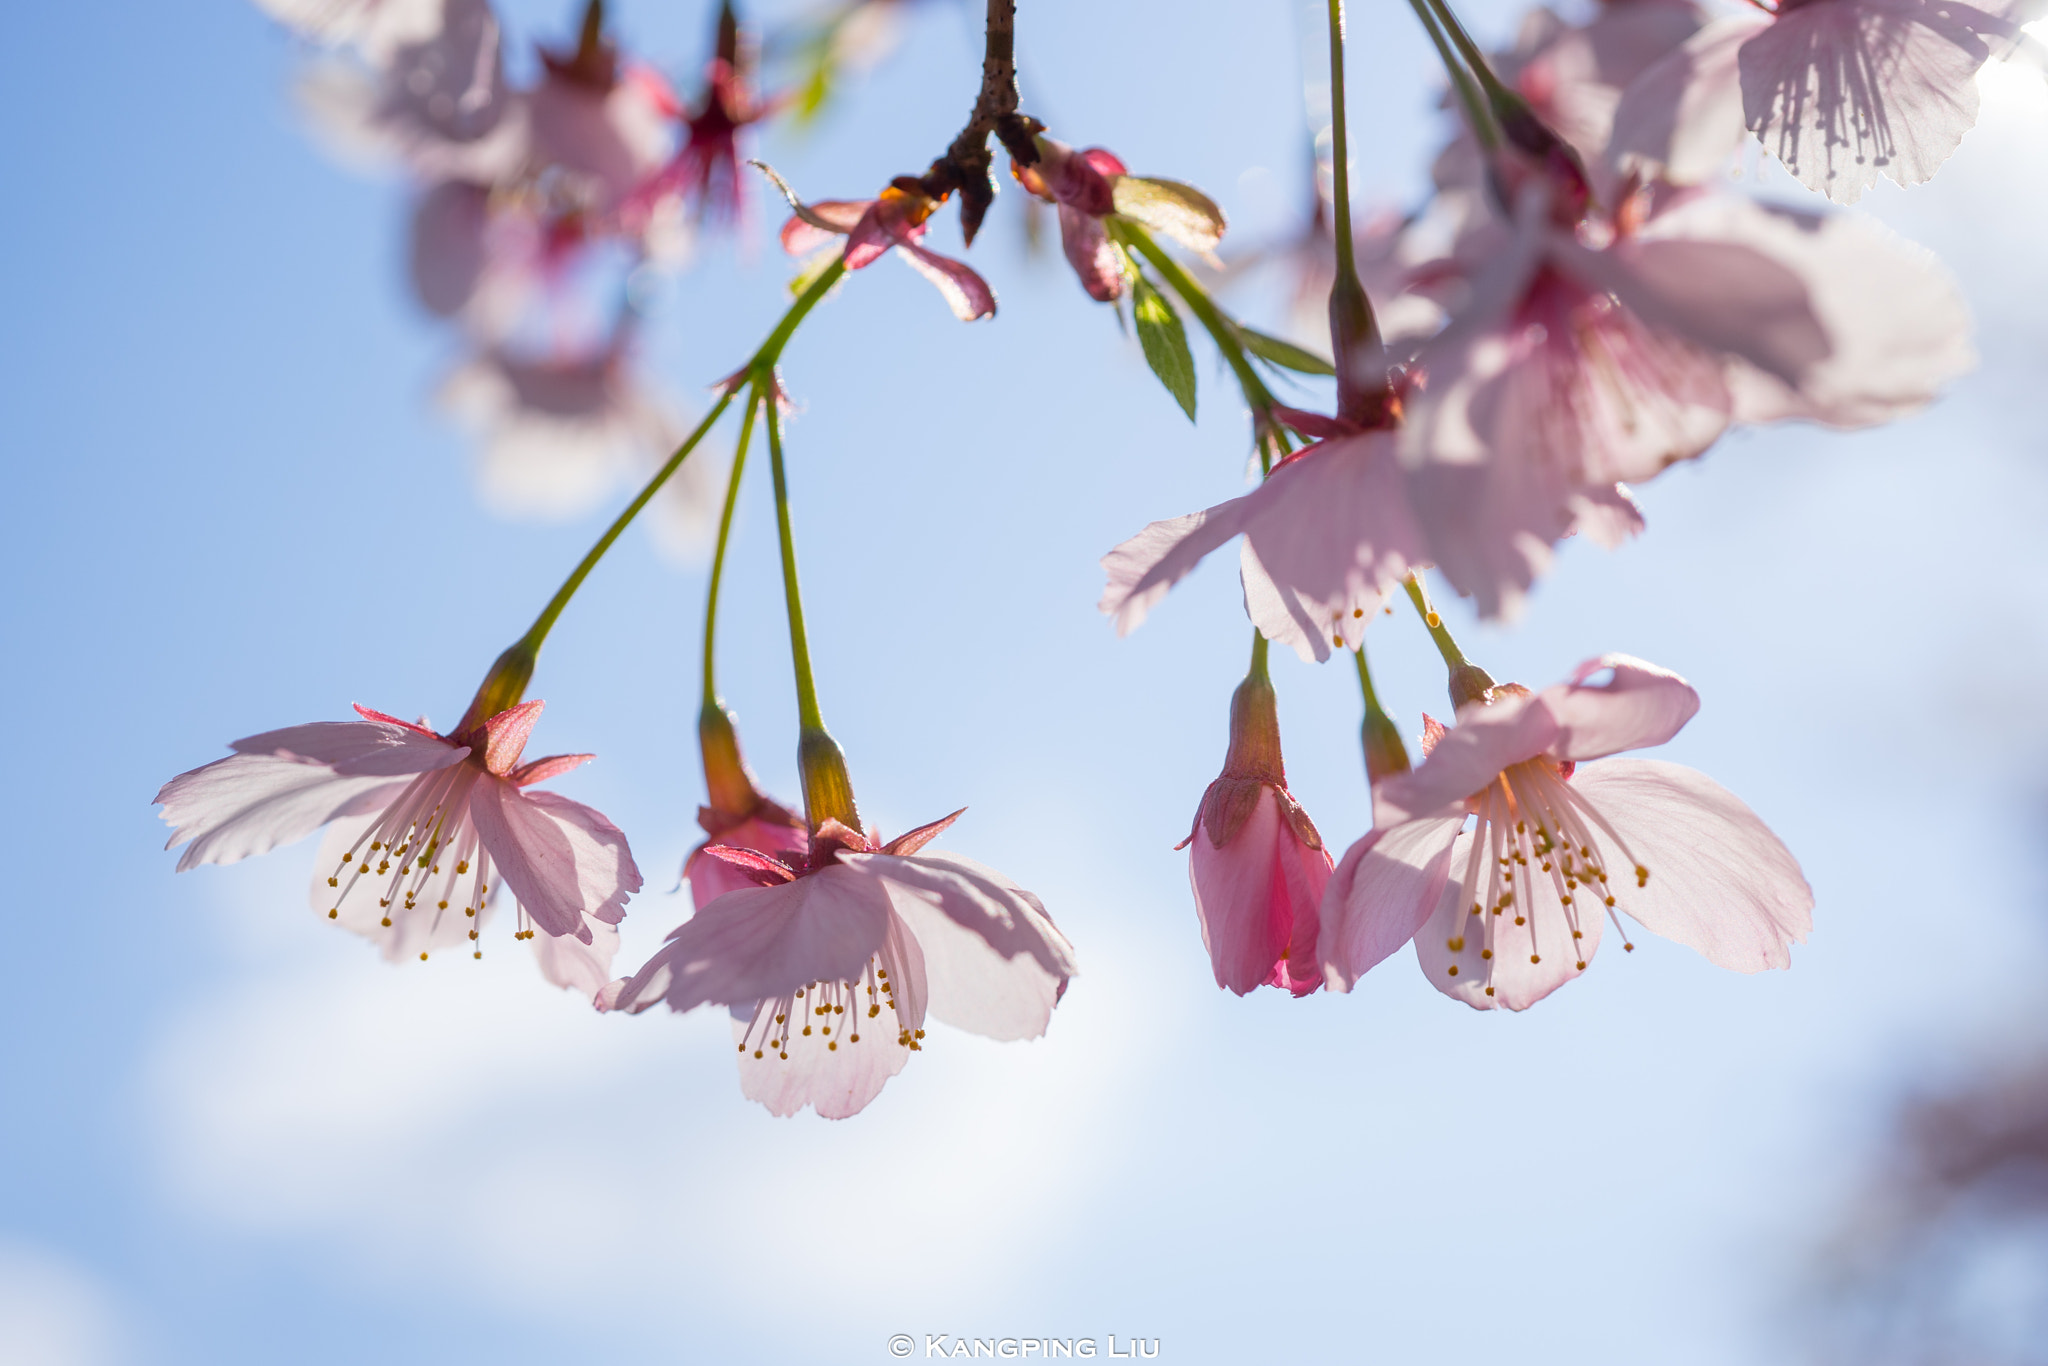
[4,1,2046,1362]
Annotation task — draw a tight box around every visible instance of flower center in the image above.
[1438,757,1650,998]
[321,764,504,960]
[735,959,924,1062]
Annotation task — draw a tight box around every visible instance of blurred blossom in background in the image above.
[4,0,2048,1362]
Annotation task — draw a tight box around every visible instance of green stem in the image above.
[1422,0,1513,108]
[1248,628,1270,684]
[763,387,822,735]
[762,377,861,832]
[508,257,847,666]
[1402,571,1496,710]
[1325,0,1357,288]
[1401,572,1468,671]
[1405,0,1497,150]
[702,394,762,706]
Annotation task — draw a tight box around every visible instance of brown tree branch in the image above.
[913,0,1040,246]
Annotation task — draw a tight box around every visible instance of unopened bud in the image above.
[699,698,764,818]
[797,727,862,834]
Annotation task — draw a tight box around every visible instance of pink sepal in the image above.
[779,198,870,255]
[352,704,437,738]
[510,752,593,787]
[895,245,997,321]
[1271,407,1363,443]
[699,843,799,887]
[481,699,546,775]
[881,808,965,857]
[1420,714,1448,757]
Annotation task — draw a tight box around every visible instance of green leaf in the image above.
[1237,325,1336,376]
[1132,273,1197,422]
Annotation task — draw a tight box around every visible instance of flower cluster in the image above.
[168,0,2025,1119]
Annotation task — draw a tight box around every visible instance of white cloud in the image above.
[0,1242,125,1366]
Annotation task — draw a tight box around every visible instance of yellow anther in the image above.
[381,916,392,927]
[419,952,428,961]
[1574,960,1586,969]
[327,908,338,919]
[1448,965,1460,977]
[327,877,339,888]
[1480,949,1493,960]
[1448,938,1465,952]
[1529,954,1541,964]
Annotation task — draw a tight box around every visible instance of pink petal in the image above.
[729,992,912,1119]
[1608,13,1767,183]
[1739,0,2004,203]
[1318,816,1467,992]
[841,852,1077,1037]
[1652,194,1975,428]
[779,198,871,255]
[481,699,545,775]
[1540,654,1701,762]
[1569,484,1646,550]
[303,787,491,957]
[684,809,809,908]
[467,779,642,938]
[1373,692,1560,826]
[1570,759,1813,971]
[608,865,893,1015]
[879,808,965,857]
[893,245,997,321]
[508,752,592,787]
[1554,230,1831,388]
[1231,433,1428,662]
[1412,832,1605,1011]
[1109,177,1227,253]
[158,754,414,872]
[237,717,464,776]
[1058,206,1125,301]
[1100,433,1425,659]
[1185,789,1331,997]
[1077,148,1129,178]
[532,917,619,998]
[408,179,490,318]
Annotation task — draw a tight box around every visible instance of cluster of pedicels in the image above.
[158,0,2021,1117]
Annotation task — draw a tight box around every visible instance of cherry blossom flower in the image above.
[1178,666,1330,997]
[1100,419,1429,663]
[1010,137,1228,302]
[626,2,774,225]
[528,28,675,214]
[155,700,641,996]
[778,182,996,321]
[1318,655,1811,1011]
[600,812,1076,1119]
[292,0,521,182]
[1402,178,1971,618]
[255,0,448,60]
[1609,0,2040,202]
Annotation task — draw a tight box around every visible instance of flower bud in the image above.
[453,642,537,740]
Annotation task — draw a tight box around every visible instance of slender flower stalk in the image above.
[1322,0,1387,423]
[1404,0,1496,150]
[760,379,861,834]
[459,256,850,732]
[1403,573,1496,710]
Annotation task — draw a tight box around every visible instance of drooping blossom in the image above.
[1401,176,1971,618]
[1609,0,2040,202]
[625,2,775,226]
[1009,137,1228,302]
[600,811,1075,1119]
[292,0,521,182]
[156,700,642,996]
[1100,415,1429,663]
[1318,655,1811,1011]
[777,180,996,321]
[1178,663,1330,997]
